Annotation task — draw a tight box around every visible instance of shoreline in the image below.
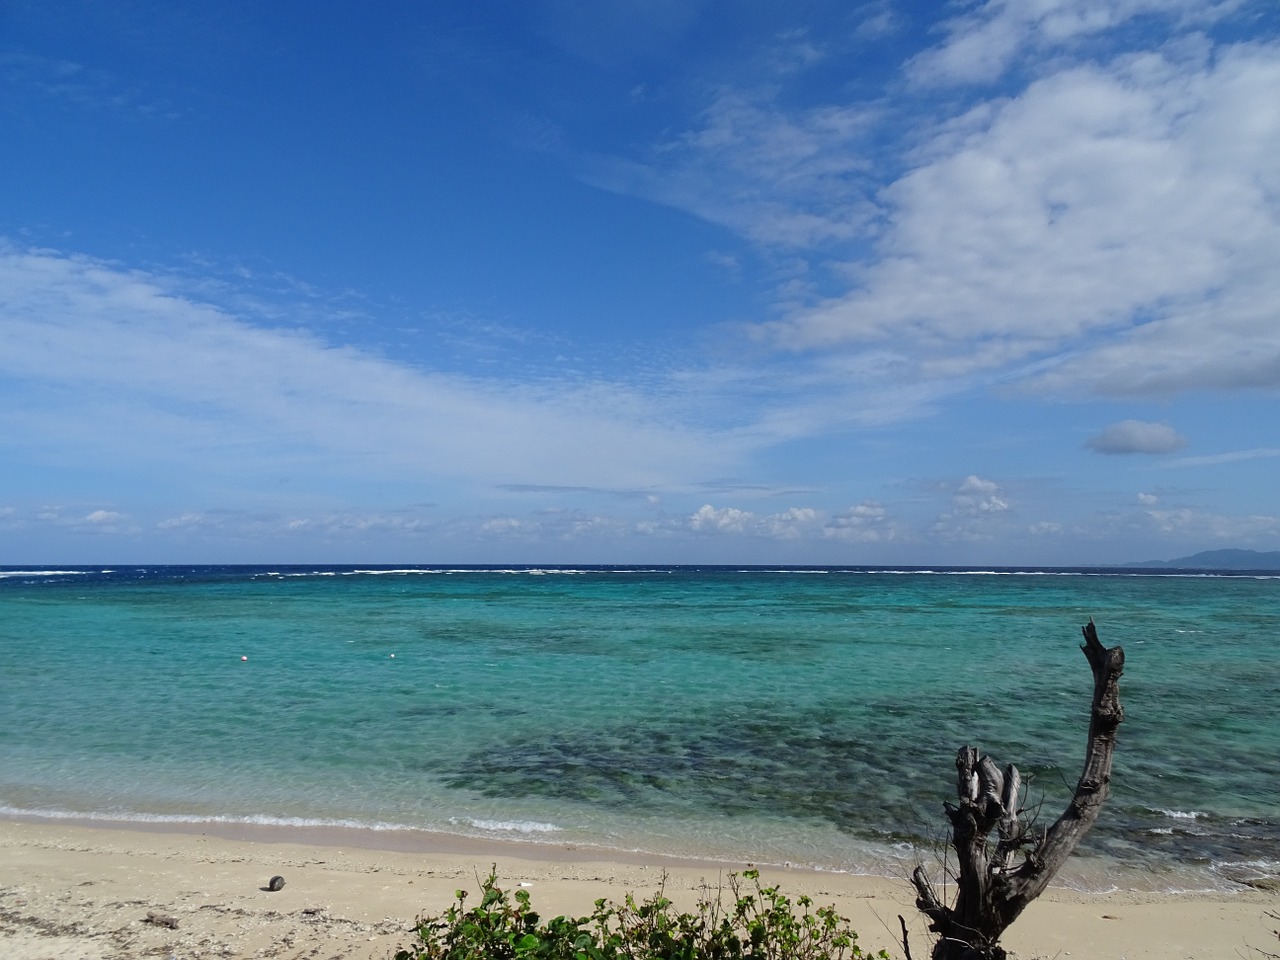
[1,804,1263,896]
[0,809,752,871]
[3,818,1278,960]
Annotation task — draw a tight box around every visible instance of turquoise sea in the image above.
[1,565,1277,892]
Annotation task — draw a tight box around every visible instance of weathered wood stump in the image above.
[911,619,1124,960]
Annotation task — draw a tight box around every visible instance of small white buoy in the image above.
[241,656,248,661]
[389,653,395,658]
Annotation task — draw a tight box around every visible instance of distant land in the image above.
[1120,548,1280,570]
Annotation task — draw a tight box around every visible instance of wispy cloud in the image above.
[906,0,1247,86]
[1140,505,1280,540]
[15,505,138,534]
[534,0,707,66]
[0,51,180,119]
[0,244,748,497]
[584,85,881,249]
[498,483,658,501]
[853,2,901,41]
[767,28,828,75]
[1164,447,1280,467]
[0,239,995,560]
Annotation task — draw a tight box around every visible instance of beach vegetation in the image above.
[396,866,889,960]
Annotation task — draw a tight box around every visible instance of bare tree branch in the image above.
[914,619,1125,960]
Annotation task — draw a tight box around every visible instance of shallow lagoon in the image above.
[2,564,1277,891]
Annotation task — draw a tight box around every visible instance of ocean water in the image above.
[1,564,1277,893]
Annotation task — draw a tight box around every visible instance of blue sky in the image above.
[3,0,1279,565]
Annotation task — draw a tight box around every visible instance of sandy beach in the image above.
[1,818,1276,960]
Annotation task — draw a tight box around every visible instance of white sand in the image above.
[2,818,1276,959]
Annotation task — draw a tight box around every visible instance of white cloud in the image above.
[1141,505,1280,540]
[19,505,134,533]
[689,503,889,541]
[759,506,820,540]
[930,476,1013,542]
[153,508,487,542]
[1086,419,1187,454]
[560,514,631,540]
[761,39,1280,400]
[823,501,897,542]
[690,504,756,535]
[0,244,757,496]
[907,0,1246,86]
[1028,520,1063,536]
[952,475,1012,515]
[578,10,1280,427]
[157,513,205,530]
[1137,491,1160,504]
[478,517,534,538]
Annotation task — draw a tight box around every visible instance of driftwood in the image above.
[911,619,1124,960]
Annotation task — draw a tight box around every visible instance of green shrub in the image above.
[396,867,889,960]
